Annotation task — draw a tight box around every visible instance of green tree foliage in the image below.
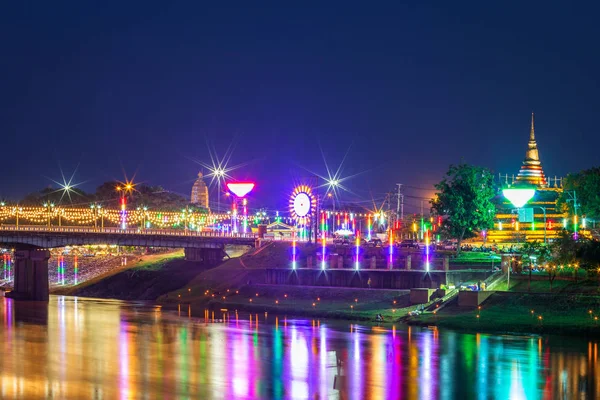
[19,182,196,212]
[20,186,91,206]
[522,240,542,291]
[558,167,600,219]
[431,164,496,253]
[576,239,600,274]
[550,230,580,266]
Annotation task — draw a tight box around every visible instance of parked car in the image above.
[333,235,352,246]
[368,238,383,247]
[440,240,457,250]
[399,239,419,249]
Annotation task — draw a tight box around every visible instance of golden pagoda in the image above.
[190,172,210,209]
[515,113,547,187]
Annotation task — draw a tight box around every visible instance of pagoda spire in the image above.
[515,112,547,187]
[530,112,535,141]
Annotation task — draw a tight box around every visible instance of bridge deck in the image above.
[0,225,258,249]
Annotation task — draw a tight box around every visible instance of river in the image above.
[0,296,597,399]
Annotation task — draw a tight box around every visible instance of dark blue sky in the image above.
[1,1,598,213]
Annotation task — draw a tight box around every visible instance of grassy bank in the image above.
[407,291,600,336]
[163,283,411,321]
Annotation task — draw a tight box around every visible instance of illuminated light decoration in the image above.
[412,221,417,233]
[367,215,372,241]
[503,187,536,209]
[74,255,78,285]
[120,196,127,230]
[498,221,503,230]
[292,226,297,270]
[547,220,553,230]
[425,230,431,272]
[289,185,316,241]
[388,229,393,269]
[242,198,248,234]
[289,185,316,220]
[355,231,360,270]
[321,213,326,270]
[582,217,586,229]
[563,218,567,229]
[515,221,520,231]
[227,183,255,198]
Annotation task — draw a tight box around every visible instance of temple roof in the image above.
[515,113,547,187]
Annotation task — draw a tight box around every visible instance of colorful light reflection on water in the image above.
[0,296,597,399]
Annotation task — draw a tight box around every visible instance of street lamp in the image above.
[13,206,22,228]
[43,202,55,227]
[530,206,548,244]
[503,186,536,242]
[116,184,134,230]
[137,206,148,230]
[90,203,103,230]
[57,208,64,227]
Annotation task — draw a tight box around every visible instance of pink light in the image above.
[227,183,255,198]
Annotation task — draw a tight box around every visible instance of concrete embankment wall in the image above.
[265,269,492,290]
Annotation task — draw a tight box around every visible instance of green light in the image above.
[503,188,535,208]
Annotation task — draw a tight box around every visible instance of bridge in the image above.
[0,225,258,301]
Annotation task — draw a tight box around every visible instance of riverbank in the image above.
[52,250,201,300]
[161,283,412,321]
[57,244,600,334]
[406,291,600,336]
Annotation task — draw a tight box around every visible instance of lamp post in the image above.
[43,202,55,227]
[13,207,22,228]
[137,206,148,230]
[531,206,547,245]
[91,204,98,230]
[116,183,133,230]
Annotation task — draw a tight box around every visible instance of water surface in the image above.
[0,296,597,399]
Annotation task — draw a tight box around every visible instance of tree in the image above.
[576,239,600,285]
[20,186,91,206]
[558,167,600,219]
[431,164,496,254]
[549,230,580,290]
[521,240,543,291]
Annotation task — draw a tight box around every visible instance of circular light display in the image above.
[290,185,316,221]
[293,192,311,217]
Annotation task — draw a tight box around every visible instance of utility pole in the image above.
[396,183,404,221]
[566,190,580,231]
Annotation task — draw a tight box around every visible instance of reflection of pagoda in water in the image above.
[487,114,566,244]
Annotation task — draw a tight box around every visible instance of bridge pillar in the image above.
[7,250,50,301]
[184,248,203,262]
[184,247,225,266]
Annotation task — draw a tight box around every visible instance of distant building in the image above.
[515,113,548,187]
[488,113,566,244]
[191,172,210,209]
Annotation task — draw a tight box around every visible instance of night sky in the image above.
[2,2,598,214]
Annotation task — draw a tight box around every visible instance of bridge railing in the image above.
[0,225,258,239]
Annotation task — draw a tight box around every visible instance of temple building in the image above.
[190,172,210,210]
[515,113,548,187]
[487,114,566,244]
